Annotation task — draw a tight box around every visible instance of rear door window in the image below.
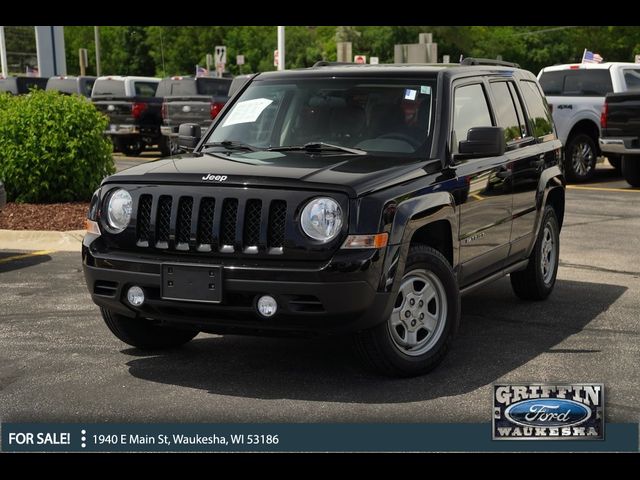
[489,81,527,145]
[538,71,564,95]
[623,69,640,90]
[519,80,555,141]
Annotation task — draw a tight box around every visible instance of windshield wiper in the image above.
[269,142,366,155]
[203,140,260,152]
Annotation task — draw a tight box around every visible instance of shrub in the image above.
[0,89,114,203]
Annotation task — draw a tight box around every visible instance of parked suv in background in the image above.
[91,76,161,156]
[0,76,48,95]
[83,59,564,377]
[157,76,232,157]
[538,62,640,181]
[46,75,96,97]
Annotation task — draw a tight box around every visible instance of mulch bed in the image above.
[0,202,89,231]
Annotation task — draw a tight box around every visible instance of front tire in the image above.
[621,155,640,187]
[564,133,597,182]
[354,245,460,377]
[510,205,560,300]
[100,308,199,349]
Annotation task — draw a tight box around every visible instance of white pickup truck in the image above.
[538,62,640,181]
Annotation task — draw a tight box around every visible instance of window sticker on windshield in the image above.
[222,98,273,127]
[420,85,431,95]
[404,89,417,101]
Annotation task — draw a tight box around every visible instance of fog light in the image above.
[257,295,277,318]
[127,286,145,307]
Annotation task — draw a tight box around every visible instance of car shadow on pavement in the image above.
[0,252,52,274]
[123,277,626,403]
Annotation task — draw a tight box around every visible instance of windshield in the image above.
[204,77,436,157]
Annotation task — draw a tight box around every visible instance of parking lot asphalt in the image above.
[1,164,639,424]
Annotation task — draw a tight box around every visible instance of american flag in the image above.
[582,49,603,64]
[195,65,209,77]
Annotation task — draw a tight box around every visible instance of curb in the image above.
[0,229,84,252]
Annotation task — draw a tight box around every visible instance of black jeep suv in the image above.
[83,60,565,377]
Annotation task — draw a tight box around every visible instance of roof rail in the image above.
[460,57,520,68]
[312,61,359,67]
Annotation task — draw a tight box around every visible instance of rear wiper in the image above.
[203,140,260,152]
[269,142,366,155]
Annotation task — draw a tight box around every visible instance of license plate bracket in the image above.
[161,264,222,303]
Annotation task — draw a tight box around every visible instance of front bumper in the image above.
[82,234,395,335]
[599,137,640,155]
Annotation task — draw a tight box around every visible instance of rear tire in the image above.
[563,133,597,182]
[100,308,198,349]
[607,155,622,173]
[621,155,640,187]
[354,245,460,377]
[510,205,560,300]
[159,136,179,157]
[121,139,143,157]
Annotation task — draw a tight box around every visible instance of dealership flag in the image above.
[582,49,604,64]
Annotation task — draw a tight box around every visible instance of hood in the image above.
[105,151,440,197]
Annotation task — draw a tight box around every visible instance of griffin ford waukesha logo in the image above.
[202,174,228,182]
[493,384,604,440]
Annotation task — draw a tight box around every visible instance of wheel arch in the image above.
[528,166,565,257]
[567,119,601,155]
[381,191,459,295]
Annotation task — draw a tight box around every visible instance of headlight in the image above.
[300,197,343,242]
[106,188,132,233]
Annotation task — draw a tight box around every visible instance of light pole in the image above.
[277,26,285,71]
[0,26,8,77]
[94,26,101,76]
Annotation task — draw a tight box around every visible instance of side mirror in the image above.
[178,123,202,151]
[458,126,505,158]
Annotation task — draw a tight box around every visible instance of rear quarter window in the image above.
[519,80,555,141]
